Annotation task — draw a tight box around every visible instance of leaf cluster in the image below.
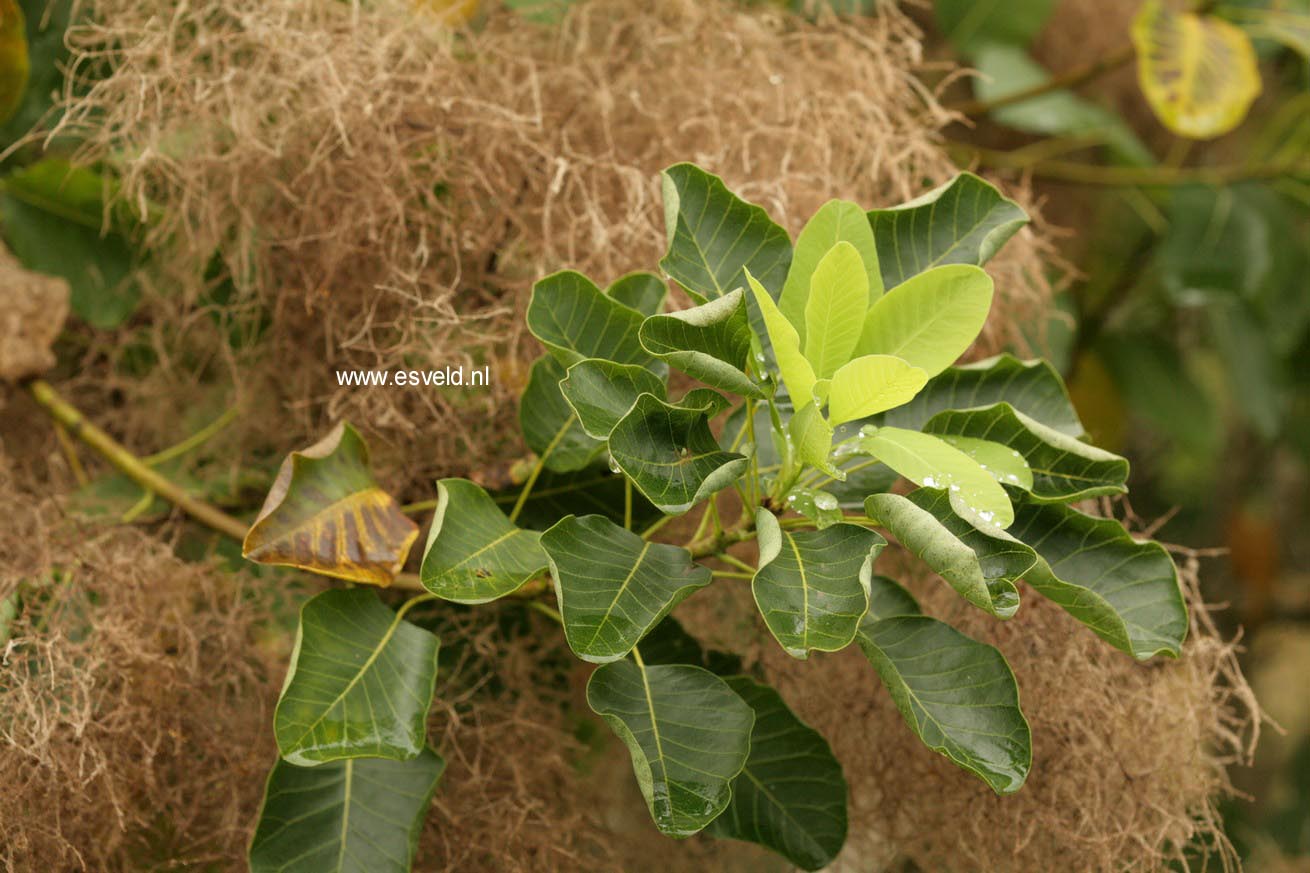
[244,164,1188,872]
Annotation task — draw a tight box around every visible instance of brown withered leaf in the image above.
[243,423,418,585]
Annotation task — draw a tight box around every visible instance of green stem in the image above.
[961,146,1310,187]
[641,513,676,541]
[509,422,570,523]
[715,553,756,574]
[402,498,438,515]
[25,379,250,542]
[624,479,633,531]
[524,600,563,624]
[946,45,1135,117]
[142,405,239,466]
[395,592,440,620]
[711,570,752,580]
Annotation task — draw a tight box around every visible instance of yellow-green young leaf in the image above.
[789,401,839,478]
[243,423,419,585]
[929,434,1034,491]
[855,264,993,378]
[779,199,882,338]
[275,589,439,765]
[803,242,869,379]
[827,355,929,426]
[1132,0,1261,139]
[420,479,548,603]
[0,0,29,125]
[855,426,1013,530]
[249,750,444,873]
[746,267,816,405]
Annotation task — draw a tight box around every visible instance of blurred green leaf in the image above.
[934,0,1057,52]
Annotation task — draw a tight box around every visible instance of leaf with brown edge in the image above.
[243,423,418,585]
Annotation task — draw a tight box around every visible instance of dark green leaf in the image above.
[249,749,444,873]
[867,173,1028,289]
[560,358,667,439]
[520,356,606,472]
[587,660,754,837]
[867,575,922,620]
[541,514,711,663]
[0,159,139,328]
[608,393,748,514]
[707,676,848,871]
[934,0,1057,51]
[1008,502,1188,659]
[420,478,548,604]
[526,270,657,369]
[857,614,1030,793]
[864,490,1034,619]
[885,353,1084,436]
[491,468,661,533]
[608,271,668,316]
[924,402,1129,502]
[638,287,762,398]
[659,162,792,302]
[275,589,438,765]
[637,615,744,676]
[753,510,885,658]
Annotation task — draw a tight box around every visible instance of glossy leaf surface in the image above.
[587,660,754,837]
[753,510,885,658]
[855,264,993,378]
[420,479,547,603]
[779,198,882,336]
[560,358,667,439]
[541,514,711,663]
[707,676,848,871]
[275,589,439,765]
[639,287,761,397]
[249,750,444,873]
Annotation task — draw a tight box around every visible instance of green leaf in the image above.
[856,426,1014,530]
[855,264,993,378]
[864,490,1033,619]
[927,433,1035,491]
[1132,0,1262,139]
[608,393,748,514]
[541,514,711,663]
[638,287,762,398]
[866,574,923,620]
[886,353,1084,436]
[249,749,444,873]
[526,270,657,369]
[491,468,661,534]
[1220,1,1310,60]
[789,400,838,478]
[608,271,667,316]
[800,241,870,379]
[925,402,1128,502]
[971,43,1155,165]
[867,173,1028,289]
[520,356,605,472]
[677,387,732,418]
[2,0,72,148]
[560,358,667,439]
[753,510,885,658]
[934,0,1057,52]
[746,268,816,406]
[243,423,420,585]
[857,614,1030,794]
[780,198,882,339]
[0,159,139,328]
[275,589,439,765]
[827,354,930,426]
[637,615,744,676]
[659,162,792,302]
[587,659,754,837]
[1008,502,1188,659]
[784,486,844,529]
[707,676,848,871]
[419,478,548,603]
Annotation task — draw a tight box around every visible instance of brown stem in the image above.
[958,146,1310,186]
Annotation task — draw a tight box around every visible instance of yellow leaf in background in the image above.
[415,0,479,25]
[0,0,29,125]
[1132,0,1262,139]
